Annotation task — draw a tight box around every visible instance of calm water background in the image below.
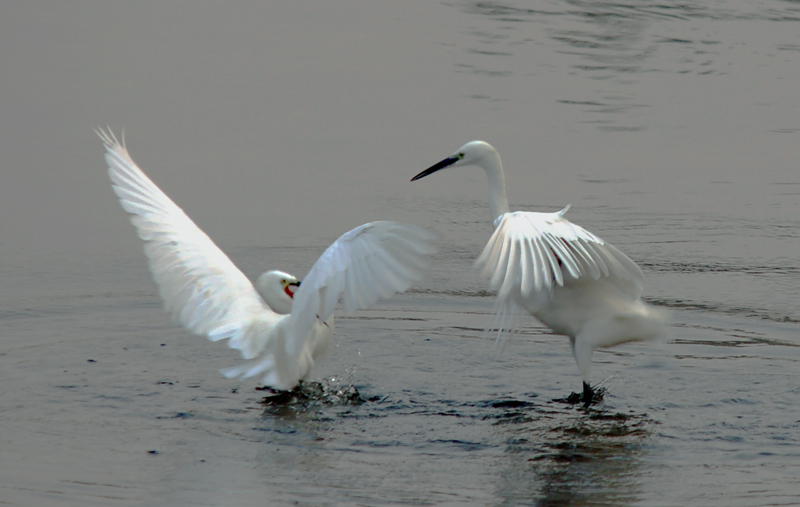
[1,1,799,505]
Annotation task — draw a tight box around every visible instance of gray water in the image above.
[1,1,799,505]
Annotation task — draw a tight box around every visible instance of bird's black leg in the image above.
[582,381,594,409]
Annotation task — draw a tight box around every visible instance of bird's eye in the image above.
[458,152,465,159]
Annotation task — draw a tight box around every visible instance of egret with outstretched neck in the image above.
[100,129,438,390]
[412,141,665,407]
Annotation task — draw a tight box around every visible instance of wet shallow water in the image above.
[2,223,798,506]
[1,1,799,505]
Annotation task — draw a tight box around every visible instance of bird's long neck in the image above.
[482,152,509,226]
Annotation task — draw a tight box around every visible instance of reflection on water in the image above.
[491,404,651,506]
[246,379,654,507]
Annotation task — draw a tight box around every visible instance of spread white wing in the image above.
[286,221,438,361]
[100,129,280,360]
[101,129,438,390]
[476,209,644,303]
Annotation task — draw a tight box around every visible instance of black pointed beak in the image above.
[411,156,459,182]
[284,280,301,299]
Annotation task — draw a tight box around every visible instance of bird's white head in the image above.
[411,141,499,181]
[255,270,300,315]
[412,140,508,222]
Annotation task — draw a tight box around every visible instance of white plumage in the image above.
[412,140,665,406]
[101,129,437,390]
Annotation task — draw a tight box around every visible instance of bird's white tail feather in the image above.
[219,317,313,390]
[582,303,668,351]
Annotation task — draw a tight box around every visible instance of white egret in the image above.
[412,141,665,407]
[100,129,437,390]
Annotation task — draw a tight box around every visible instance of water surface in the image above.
[1,1,799,505]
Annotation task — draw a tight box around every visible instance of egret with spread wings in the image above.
[412,141,665,407]
[101,129,437,390]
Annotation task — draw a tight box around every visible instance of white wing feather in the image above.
[476,209,644,303]
[99,129,279,362]
[475,209,647,347]
[224,223,438,387]
[286,222,437,361]
[101,129,438,390]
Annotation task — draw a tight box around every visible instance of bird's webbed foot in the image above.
[564,381,605,408]
[258,385,302,405]
[258,380,323,405]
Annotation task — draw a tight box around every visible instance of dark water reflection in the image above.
[491,407,651,506]
[238,369,655,507]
